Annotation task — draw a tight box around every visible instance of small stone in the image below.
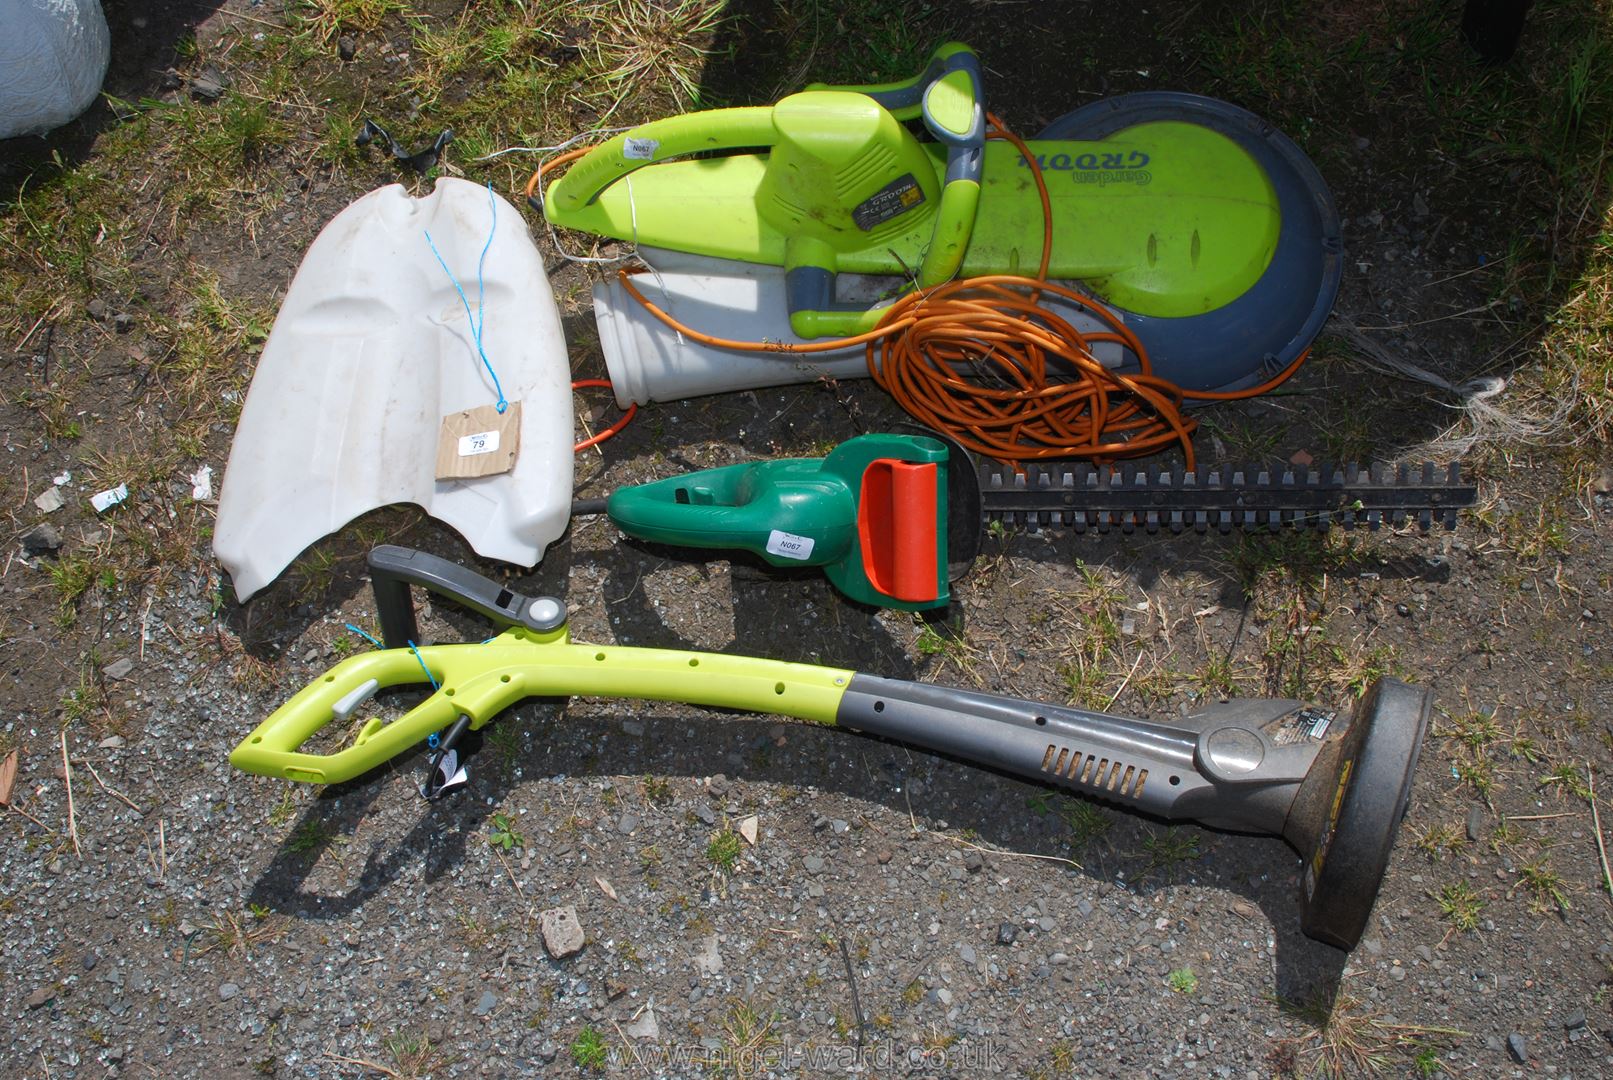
[1465,805,1486,842]
[1038,917,1055,933]
[86,298,111,321]
[99,735,125,749]
[82,953,97,971]
[1077,899,1094,918]
[737,815,758,845]
[962,851,984,874]
[693,934,722,976]
[830,819,850,834]
[624,1005,660,1041]
[539,905,585,959]
[1414,944,1433,963]
[1395,603,1411,617]
[21,523,63,556]
[102,657,135,680]
[935,988,954,1006]
[707,773,729,795]
[803,855,825,875]
[189,76,225,101]
[1563,1010,1587,1031]
[112,312,134,333]
[218,983,240,1001]
[1289,449,1314,467]
[997,923,1019,946]
[474,990,496,1016]
[694,804,716,825]
[959,944,977,966]
[337,35,357,61]
[1506,1033,1527,1063]
[875,849,893,865]
[26,986,56,1009]
[617,813,639,835]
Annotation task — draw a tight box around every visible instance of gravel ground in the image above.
[3,2,1613,1078]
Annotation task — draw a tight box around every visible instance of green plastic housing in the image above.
[545,97,1278,328]
[605,433,950,609]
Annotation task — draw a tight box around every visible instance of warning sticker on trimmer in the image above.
[766,530,815,560]
[852,174,925,231]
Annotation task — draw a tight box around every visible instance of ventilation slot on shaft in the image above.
[1040,745,1146,799]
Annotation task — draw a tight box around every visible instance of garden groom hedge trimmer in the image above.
[593,432,1476,610]
[231,546,1432,951]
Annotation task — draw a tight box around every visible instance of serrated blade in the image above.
[974,461,1476,535]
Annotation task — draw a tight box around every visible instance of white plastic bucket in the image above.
[595,248,1128,406]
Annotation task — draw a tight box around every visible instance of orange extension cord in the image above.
[572,378,635,452]
[529,118,1308,467]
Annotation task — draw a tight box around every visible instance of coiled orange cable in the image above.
[528,116,1308,467]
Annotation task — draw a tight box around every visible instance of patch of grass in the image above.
[1538,763,1592,801]
[294,0,412,42]
[48,554,102,627]
[706,826,742,874]
[199,908,284,958]
[1274,988,1467,1078]
[913,616,976,677]
[1433,882,1483,933]
[60,671,106,724]
[1413,823,1465,862]
[719,998,780,1076]
[1167,967,1198,994]
[643,775,672,803]
[570,1026,608,1071]
[1138,830,1202,876]
[287,817,338,855]
[1518,855,1572,915]
[588,0,729,107]
[376,1033,449,1079]
[484,722,521,776]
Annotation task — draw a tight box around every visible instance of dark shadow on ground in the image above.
[688,0,1612,468]
[248,700,1347,1008]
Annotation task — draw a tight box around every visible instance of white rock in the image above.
[693,934,722,976]
[539,905,585,959]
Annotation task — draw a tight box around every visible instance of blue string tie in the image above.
[424,182,508,413]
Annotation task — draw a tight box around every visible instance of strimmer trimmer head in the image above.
[836,668,1430,951]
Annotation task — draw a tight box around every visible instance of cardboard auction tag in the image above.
[436,401,521,479]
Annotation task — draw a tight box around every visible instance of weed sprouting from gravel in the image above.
[1433,882,1484,933]
[1167,967,1198,994]
[1538,762,1593,801]
[1138,829,1202,877]
[1274,988,1468,1079]
[718,998,781,1076]
[199,908,284,959]
[706,826,742,873]
[1518,856,1572,915]
[570,1025,608,1070]
[1414,822,1466,862]
[487,812,525,851]
[287,817,338,855]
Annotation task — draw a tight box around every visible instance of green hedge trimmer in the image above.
[231,546,1431,951]
[592,433,1477,609]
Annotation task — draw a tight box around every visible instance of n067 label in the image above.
[765,530,815,561]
